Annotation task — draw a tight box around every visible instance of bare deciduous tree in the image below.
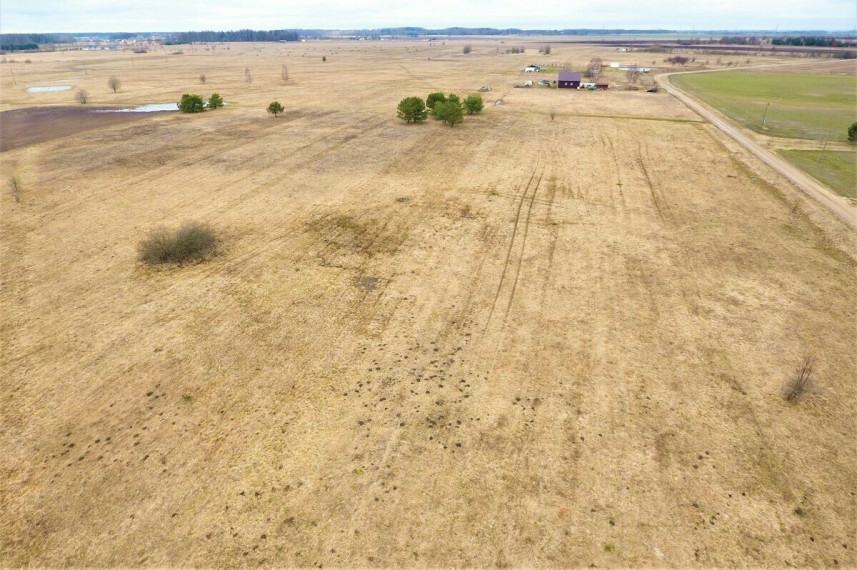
[281,64,289,82]
[626,64,641,84]
[108,76,121,92]
[585,57,603,79]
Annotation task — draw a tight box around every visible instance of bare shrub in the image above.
[108,76,120,92]
[785,356,815,402]
[138,222,218,265]
[76,89,88,104]
[199,73,206,84]
[462,45,472,54]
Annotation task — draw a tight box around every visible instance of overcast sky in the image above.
[1,0,855,33]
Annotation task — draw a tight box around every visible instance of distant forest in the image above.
[770,36,855,47]
[163,30,299,44]
[317,27,672,37]
[0,33,75,51]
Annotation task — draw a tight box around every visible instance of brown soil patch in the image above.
[0,106,173,152]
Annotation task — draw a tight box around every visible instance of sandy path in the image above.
[656,69,856,229]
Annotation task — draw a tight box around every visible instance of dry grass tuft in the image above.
[10,175,22,202]
[785,355,815,402]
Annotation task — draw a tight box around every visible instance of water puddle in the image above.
[26,85,73,93]
[98,103,179,113]
[356,276,380,291]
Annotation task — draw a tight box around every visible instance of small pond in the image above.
[26,85,73,93]
[99,103,179,113]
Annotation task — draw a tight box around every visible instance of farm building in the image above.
[558,71,582,89]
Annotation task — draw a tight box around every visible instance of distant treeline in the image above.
[715,36,766,45]
[771,36,857,47]
[0,33,75,51]
[314,27,672,38]
[164,29,299,44]
[682,35,857,47]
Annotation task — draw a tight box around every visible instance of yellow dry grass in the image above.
[1,40,856,567]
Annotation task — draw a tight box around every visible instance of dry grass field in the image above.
[1,39,856,567]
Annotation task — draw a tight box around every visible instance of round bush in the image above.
[178,94,205,113]
[139,222,218,265]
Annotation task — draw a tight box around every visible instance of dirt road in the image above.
[656,70,856,229]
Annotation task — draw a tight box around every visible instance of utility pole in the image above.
[820,130,830,161]
[762,102,770,128]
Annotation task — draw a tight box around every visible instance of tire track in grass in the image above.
[481,160,547,380]
[503,165,545,328]
[636,142,667,224]
[638,134,706,308]
[483,159,542,333]
[604,129,629,213]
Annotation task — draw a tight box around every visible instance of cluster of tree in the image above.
[665,55,691,65]
[178,93,224,113]
[164,29,298,45]
[397,92,483,127]
[505,47,526,54]
[430,94,465,127]
[539,45,552,55]
[717,36,765,45]
[771,36,856,47]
